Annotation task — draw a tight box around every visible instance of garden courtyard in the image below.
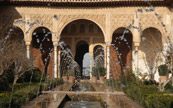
[0,0,173,108]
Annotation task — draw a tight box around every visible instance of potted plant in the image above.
[68,69,75,83]
[158,64,169,83]
[91,67,98,83]
[62,69,68,82]
[98,67,106,83]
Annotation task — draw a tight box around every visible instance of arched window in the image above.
[89,24,94,33]
[71,24,76,33]
[80,24,85,33]
[97,26,102,33]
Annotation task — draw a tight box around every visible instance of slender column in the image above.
[25,41,31,59]
[133,13,141,75]
[58,49,61,78]
[134,43,140,75]
[104,46,107,70]
[89,38,94,79]
[106,42,111,79]
[54,45,57,78]
[24,15,31,59]
[89,53,93,78]
[26,45,30,59]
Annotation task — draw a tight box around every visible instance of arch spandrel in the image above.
[111,14,134,36]
[13,16,25,33]
[30,14,53,31]
[57,14,106,39]
[139,14,164,36]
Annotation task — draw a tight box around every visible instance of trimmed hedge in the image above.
[104,79,173,108]
[0,78,63,108]
[0,84,39,108]
[145,94,173,108]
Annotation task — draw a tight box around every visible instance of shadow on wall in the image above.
[0,5,21,39]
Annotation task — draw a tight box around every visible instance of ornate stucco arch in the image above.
[57,15,106,40]
[29,25,52,41]
[75,39,90,46]
[13,24,25,34]
[142,26,163,37]
[111,27,133,42]
[92,44,105,50]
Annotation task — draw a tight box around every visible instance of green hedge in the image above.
[0,78,63,108]
[0,84,39,108]
[145,94,173,108]
[104,79,173,108]
[124,83,159,107]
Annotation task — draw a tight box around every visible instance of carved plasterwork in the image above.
[57,14,106,36]
[61,37,72,47]
[75,37,90,45]
[13,15,25,32]
[111,14,134,34]
[139,14,163,35]
[30,14,53,31]
[93,37,104,44]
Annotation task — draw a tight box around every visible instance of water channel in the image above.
[28,82,105,108]
[61,82,104,108]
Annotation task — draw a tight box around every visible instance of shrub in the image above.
[0,84,39,108]
[98,67,106,77]
[104,79,122,91]
[17,68,43,83]
[164,83,173,93]
[92,67,99,77]
[62,70,68,76]
[0,76,10,92]
[145,94,173,108]
[120,69,137,84]
[0,78,63,108]
[124,83,159,106]
[158,65,169,76]
[68,69,75,76]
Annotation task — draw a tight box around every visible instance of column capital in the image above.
[105,41,111,46]
[53,41,59,46]
[134,42,140,47]
[25,41,31,46]
[89,52,93,56]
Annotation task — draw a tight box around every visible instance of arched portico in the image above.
[111,27,133,79]
[59,19,105,79]
[31,27,54,77]
[139,27,163,82]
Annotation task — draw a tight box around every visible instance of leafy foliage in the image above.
[158,65,169,76]
[0,78,63,108]
[104,70,173,108]
[62,69,67,76]
[92,67,99,77]
[68,69,75,76]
